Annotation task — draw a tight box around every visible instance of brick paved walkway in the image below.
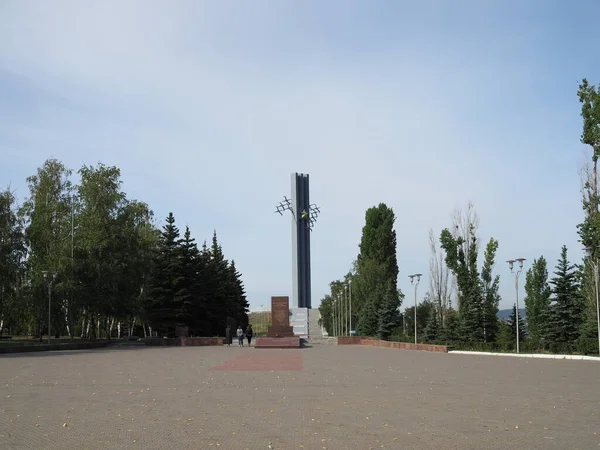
[1,345,599,449]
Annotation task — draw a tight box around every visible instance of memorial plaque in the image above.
[266,296,295,338]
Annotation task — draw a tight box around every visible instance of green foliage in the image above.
[495,321,514,351]
[480,238,500,342]
[508,304,526,343]
[318,294,334,335]
[403,295,436,341]
[523,256,551,347]
[146,213,190,335]
[0,188,26,334]
[578,79,600,163]
[377,282,401,340]
[440,308,460,341]
[423,310,441,342]
[354,204,401,336]
[544,246,583,350]
[2,158,248,339]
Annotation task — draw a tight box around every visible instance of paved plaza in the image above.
[1,344,599,449]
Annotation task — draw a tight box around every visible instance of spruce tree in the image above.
[147,213,190,336]
[227,260,249,326]
[180,226,207,335]
[439,308,460,342]
[357,295,379,336]
[547,246,583,351]
[423,311,440,342]
[508,303,526,344]
[377,282,400,340]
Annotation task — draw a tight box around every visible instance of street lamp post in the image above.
[409,274,422,344]
[506,258,526,353]
[345,284,349,336]
[482,285,488,342]
[343,285,346,336]
[349,279,352,336]
[584,247,600,356]
[42,271,57,344]
[332,297,335,337]
[339,291,343,336]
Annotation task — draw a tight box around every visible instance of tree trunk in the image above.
[594,159,598,213]
[109,318,116,339]
[129,317,136,336]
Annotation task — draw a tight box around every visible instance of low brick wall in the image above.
[144,337,221,347]
[337,336,452,353]
[0,340,114,354]
[255,337,301,349]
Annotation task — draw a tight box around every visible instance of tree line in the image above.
[319,79,600,355]
[0,159,249,339]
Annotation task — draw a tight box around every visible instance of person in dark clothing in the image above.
[225,325,232,347]
[246,325,253,346]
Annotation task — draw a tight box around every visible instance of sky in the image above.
[1,0,599,313]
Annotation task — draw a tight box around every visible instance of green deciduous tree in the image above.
[523,256,551,348]
[480,237,500,342]
[0,188,26,334]
[440,204,501,343]
[354,203,401,336]
[6,158,249,340]
[76,163,130,338]
[577,79,600,355]
[578,79,600,214]
[19,159,74,338]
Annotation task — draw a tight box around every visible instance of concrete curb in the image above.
[0,340,114,354]
[449,350,600,361]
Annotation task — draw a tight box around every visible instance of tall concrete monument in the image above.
[275,173,320,313]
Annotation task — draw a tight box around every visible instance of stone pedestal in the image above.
[266,296,294,337]
[256,296,300,349]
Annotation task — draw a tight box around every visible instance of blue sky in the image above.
[1,0,598,312]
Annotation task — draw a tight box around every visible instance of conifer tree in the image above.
[180,226,206,335]
[423,311,440,342]
[147,213,190,335]
[508,304,526,344]
[377,282,400,340]
[546,246,583,351]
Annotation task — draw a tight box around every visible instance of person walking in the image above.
[237,325,244,347]
[245,324,253,346]
[225,325,232,347]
